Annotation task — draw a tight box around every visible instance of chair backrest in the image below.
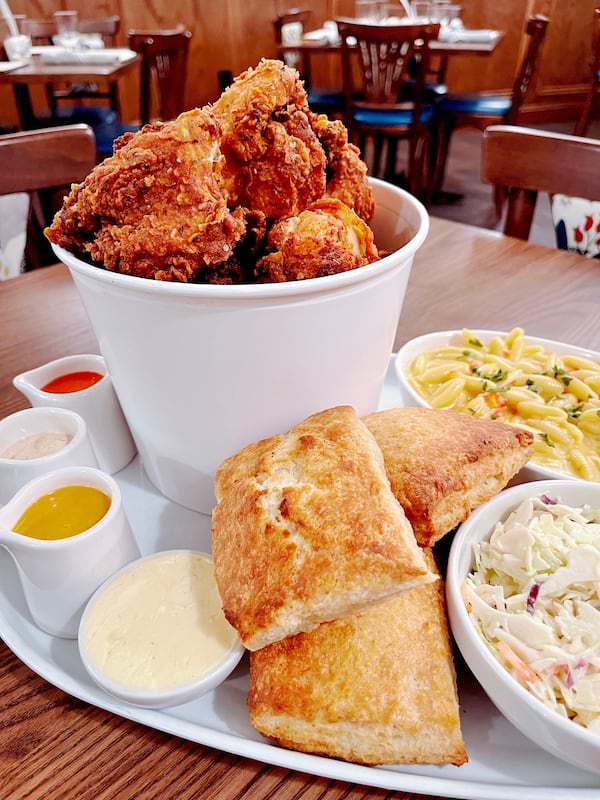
[0,125,96,269]
[127,25,192,125]
[273,9,312,81]
[506,14,549,124]
[481,125,600,241]
[574,7,600,136]
[19,16,120,46]
[273,9,311,47]
[335,19,440,124]
[79,16,120,47]
[18,18,56,45]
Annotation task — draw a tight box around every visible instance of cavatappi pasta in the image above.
[406,328,600,482]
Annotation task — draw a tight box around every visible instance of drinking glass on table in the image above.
[355,0,387,22]
[444,5,463,27]
[430,0,451,25]
[3,33,32,61]
[411,1,432,21]
[54,10,79,48]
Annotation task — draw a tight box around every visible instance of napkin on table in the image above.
[438,28,500,43]
[39,48,136,65]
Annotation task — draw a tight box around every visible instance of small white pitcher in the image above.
[0,466,140,638]
[0,407,98,505]
[13,354,137,475]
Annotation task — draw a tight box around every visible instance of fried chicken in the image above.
[212,59,327,219]
[45,59,379,284]
[255,198,379,282]
[46,108,253,282]
[311,113,375,224]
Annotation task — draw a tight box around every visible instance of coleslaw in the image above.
[463,494,600,733]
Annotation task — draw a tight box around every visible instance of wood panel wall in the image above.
[1,0,597,127]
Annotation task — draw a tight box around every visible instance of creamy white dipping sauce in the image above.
[1,431,71,460]
[83,552,239,690]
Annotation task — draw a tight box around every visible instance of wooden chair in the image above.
[336,18,440,200]
[481,125,600,244]
[432,15,549,202]
[273,9,345,116]
[19,16,120,46]
[574,7,600,137]
[0,125,96,270]
[19,16,121,128]
[92,25,192,158]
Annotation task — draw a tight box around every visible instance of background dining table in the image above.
[1,215,600,800]
[0,50,139,130]
[278,25,505,89]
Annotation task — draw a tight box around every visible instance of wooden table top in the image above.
[279,29,504,56]
[1,216,599,800]
[0,51,139,130]
[0,52,139,84]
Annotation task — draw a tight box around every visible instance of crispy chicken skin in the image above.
[46,108,252,281]
[311,113,375,224]
[255,198,379,282]
[212,60,327,219]
[45,59,378,283]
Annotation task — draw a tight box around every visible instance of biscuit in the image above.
[363,406,533,546]
[248,549,467,766]
[212,405,434,651]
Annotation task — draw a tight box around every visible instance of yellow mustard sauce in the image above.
[13,485,111,540]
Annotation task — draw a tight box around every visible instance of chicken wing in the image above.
[46,108,250,282]
[311,113,375,224]
[212,59,327,219]
[255,198,379,282]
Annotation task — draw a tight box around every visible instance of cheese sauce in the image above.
[83,552,239,690]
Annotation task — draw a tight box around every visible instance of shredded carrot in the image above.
[496,640,540,683]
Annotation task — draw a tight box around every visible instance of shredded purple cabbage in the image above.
[527,582,541,614]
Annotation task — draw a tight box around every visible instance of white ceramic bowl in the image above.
[394,329,600,483]
[446,479,600,776]
[51,178,429,514]
[0,407,98,505]
[78,550,245,708]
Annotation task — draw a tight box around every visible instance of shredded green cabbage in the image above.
[464,495,600,734]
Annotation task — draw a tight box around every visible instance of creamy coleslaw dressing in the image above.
[463,495,600,733]
[84,552,239,690]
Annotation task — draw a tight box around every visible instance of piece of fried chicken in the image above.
[311,113,375,224]
[211,59,328,220]
[46,108,254,282]
[255,198,379,282]
[45,59,378,284]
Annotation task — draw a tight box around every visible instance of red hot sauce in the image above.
[41,370,104,394]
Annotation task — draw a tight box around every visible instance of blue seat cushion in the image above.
[437,93,512,116]
[353,104,435,126]
[35,105,117,127]
[93,121,141,156]
[398,80,448,103]
[307,88,345,110]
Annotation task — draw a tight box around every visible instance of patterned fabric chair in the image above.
[481,125,600,258]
